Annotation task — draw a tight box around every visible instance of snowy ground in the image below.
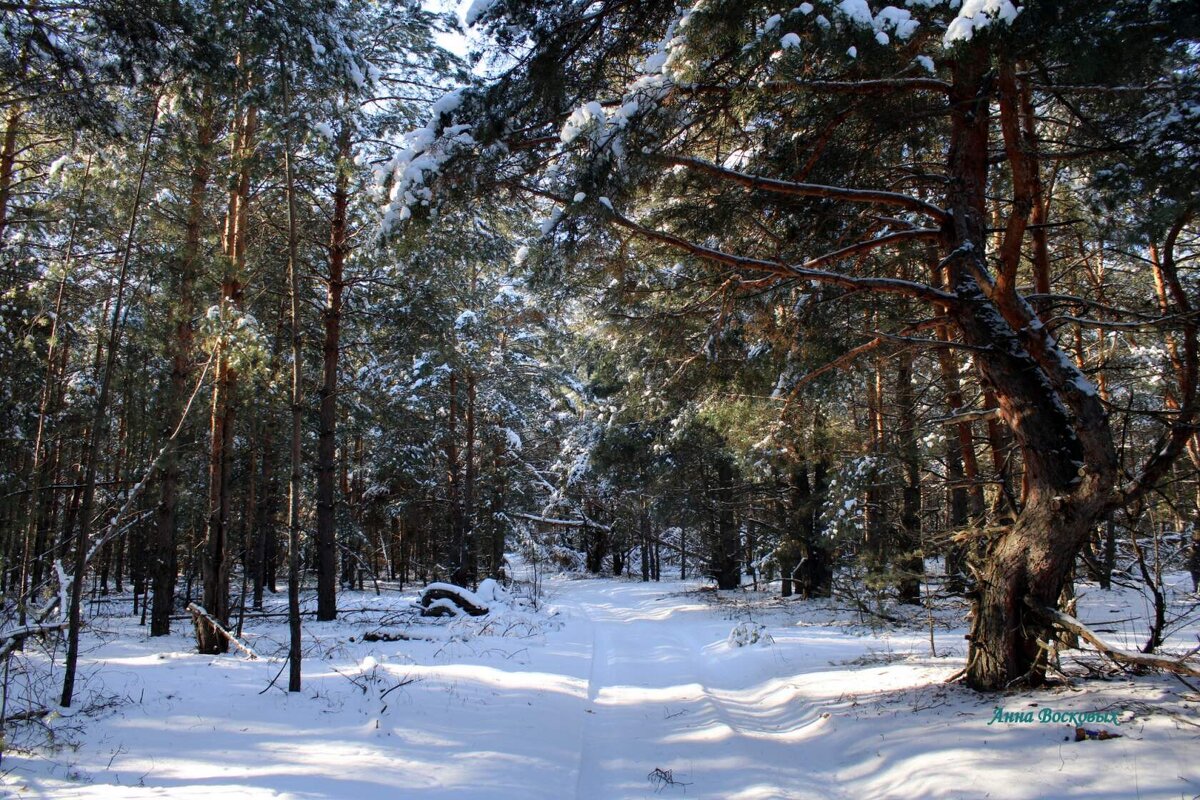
[2,572,1198,799]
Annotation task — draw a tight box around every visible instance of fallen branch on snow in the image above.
[187,603,259,660]
[1029,601,1200,678]
[0,621,69,661]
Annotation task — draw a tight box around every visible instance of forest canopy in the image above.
[0,0,1197,707]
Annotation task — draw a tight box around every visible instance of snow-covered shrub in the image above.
[727,621,773,647]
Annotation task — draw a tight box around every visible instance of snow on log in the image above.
[419,583,489,617]
[186,602,260,660]
[0,621,69,661]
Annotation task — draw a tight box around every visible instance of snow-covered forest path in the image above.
[5,575,1198,799]
[554,580,838,799]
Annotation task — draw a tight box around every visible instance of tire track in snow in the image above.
[573,621,607,798]
[563,584,721,798]
[554,580,843,800]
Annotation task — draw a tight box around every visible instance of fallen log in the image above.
[1029,601,1200,678]
[0,621,69,661]
[419,583,489,617]
[2,705,56,724]
[186,603,259,660]
[360,630,432,642]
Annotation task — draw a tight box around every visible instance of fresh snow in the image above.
[944,0,1021,45]
[453,309,477,329]
[4,574,1198,798]
[464,0,498,27]
[837,0,874,27]
[504,426,524,450]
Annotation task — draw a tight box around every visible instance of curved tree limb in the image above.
[659,154,950,222]
[1028,600,1200,679]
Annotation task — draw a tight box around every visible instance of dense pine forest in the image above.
[0,1,1198,797]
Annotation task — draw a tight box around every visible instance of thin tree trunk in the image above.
[714,457,739,589]
[281,51,304,693]
[488,440,506,580]
[19,155,91,620]
[863,347,886,570]
[462,371,477,586]
[61,98,158,707]
[252,418,273,610]
[1148,233,1200,592]
[934,333,983,591]
[446,371,464,582]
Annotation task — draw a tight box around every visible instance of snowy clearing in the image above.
[3,575,1198,799]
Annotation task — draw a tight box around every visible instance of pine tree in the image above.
[390,0,1200,689]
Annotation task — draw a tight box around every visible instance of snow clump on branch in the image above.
[379,89,475,232]
[943,0,1021,45]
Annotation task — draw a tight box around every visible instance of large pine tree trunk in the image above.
[199,101,256,654]
[0,105,21,250]
[315,124,350,621]
[895,348,924,605]
[153,101,214,637]
[945,50,1118,690]
[713,457,740,590]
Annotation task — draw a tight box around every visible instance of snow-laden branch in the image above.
[685,77,952,97]
[511,512,612,532]
[604,204,953,306]
[661,154,949,221]
[931,407,1002,426]
[0,621,69,661]
[943,0,1021,46]
[511,457,613,534]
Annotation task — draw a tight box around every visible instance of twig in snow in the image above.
[647,767,692,792]
[259,654,291,696]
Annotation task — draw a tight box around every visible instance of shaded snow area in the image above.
[3,574,1198,799]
